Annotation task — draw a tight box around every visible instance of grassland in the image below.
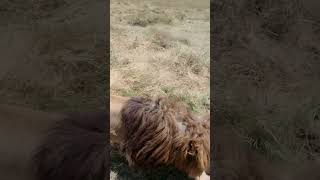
[110,0,210,179]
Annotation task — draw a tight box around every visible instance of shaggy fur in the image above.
[120,96,210,178]
[32,95,209,180]
[32,112,108,180]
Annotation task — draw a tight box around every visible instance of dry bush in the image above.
[149,30,174,49]
[147,28,190,50]
[127,11,173,27]
[173,50,209,76]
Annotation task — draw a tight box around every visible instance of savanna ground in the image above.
[110,0,210,179]
[213,0,320,179]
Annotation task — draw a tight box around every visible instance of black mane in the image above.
[33,112,108,180]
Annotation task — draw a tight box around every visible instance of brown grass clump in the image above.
[127,11,173,27]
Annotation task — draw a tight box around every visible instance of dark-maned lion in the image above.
[0,104,66,180]
[0,104,108,180]
[33,111,108,180]
[3,99,320,180]
[110,96,211,180]
[0,95,210,180]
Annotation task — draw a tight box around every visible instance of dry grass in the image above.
[111,0,210,113]
[111,0,209,179]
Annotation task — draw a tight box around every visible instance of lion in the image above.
[0,104,65,180]
[110,95,211,180]
[3,100,320,180]
[33,111,108,180]
[0,95,210,180]
[0,104,109,180]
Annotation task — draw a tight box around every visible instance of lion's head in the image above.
[120,96,210,178]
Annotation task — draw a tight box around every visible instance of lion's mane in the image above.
[32,112,108,180]
[120,96,210,177]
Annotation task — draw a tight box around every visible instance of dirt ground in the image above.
[110,0,210,179]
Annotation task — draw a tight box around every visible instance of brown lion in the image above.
[110,95,210,180]
[0,95,210,180]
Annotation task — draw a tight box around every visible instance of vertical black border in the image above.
[209,0,215,178]
[106,0,111,179]
[209,0,320,179]
[0,0,110,179]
